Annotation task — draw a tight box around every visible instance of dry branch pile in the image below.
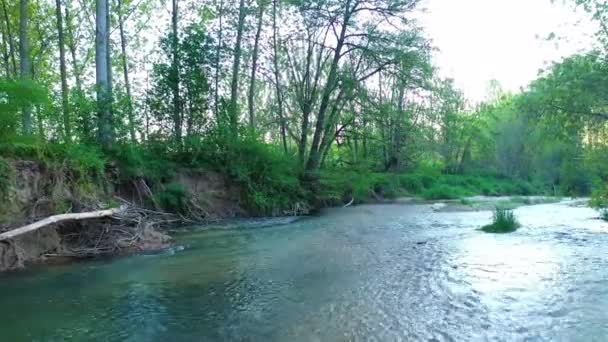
[0,199,177,271]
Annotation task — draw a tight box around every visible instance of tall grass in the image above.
[481,207,520,233]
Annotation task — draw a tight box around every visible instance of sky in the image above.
[419,0,598,102]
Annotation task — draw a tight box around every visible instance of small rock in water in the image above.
[431,203,446,211]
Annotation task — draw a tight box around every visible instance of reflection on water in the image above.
[0,201,607,341]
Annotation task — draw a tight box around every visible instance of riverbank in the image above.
[0,140,556,271]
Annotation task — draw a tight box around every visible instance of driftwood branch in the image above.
[343,197,355,208]
[0,207,126,241]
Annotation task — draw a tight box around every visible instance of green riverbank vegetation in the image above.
[1,0,608,221]
[481,208,520,234]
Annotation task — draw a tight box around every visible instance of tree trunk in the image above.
[171,0,181,146]
[1,0,16,77]
[55,0,71,143]
[118,0,136,143]
[19,0,32,135]
[1,28,10,77]
[272,0,287,153]
[213,0,223,124]
[65,1,89,139]
[96,0,112,150]
[228,0,246,137]
[304,0,352,177]
[247,1,265,132]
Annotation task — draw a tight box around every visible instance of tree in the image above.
[247,0,266,132]
[292,0,426,178]
[171,0,181,146]
[117,0,136,143]
[213,0,224,123]
[1,0,17,77]
[19,0,31,134]
[147,23,213,140]
[55,0,71,142]
[96,0,113,149]
[228,0,246,136]
[271,0,287,153]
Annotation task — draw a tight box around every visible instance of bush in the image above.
[481,207,520,233]
[590,185,608,209]
[600,209,608,222]
[178,132,304,215]
[155,183,188,213]
[0,157,13,203]
[398,174,424,193]
[422,184,469,200]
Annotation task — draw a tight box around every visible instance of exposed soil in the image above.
[0,160,244,272]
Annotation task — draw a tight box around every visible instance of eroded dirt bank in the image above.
[0,160,245,271]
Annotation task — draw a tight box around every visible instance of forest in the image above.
[1,0,608,218]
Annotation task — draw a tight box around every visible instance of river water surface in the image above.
[1,201,607,341]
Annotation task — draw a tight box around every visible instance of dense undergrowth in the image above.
[0,133,556,220]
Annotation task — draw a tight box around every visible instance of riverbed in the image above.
[1,200,607,341]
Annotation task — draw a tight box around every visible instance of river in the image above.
[1,200,607,341]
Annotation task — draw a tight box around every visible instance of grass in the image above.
[599,209,608,222]
[396,169,545,200]
[480,207,520,233]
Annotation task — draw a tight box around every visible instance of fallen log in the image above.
[0,207,125,241]
[343,197,355,208]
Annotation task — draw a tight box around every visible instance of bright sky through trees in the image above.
[420,0,597,102]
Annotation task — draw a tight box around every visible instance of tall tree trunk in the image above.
[64,3,82,91]
[304,0,352,176]
[19,0,32,135]
[55,0,71,143]
[65,1,89,138]
[171,0,181,146]
[247,1,265,132]
[105,0,112,116]
[272,0,287,153]
[96,0,112,149]
[213,0,223,124]
[117,0,136,142]
[228,0,246,137]
[1,28,9,77]
[1,0,16,77]
[30,61,44,140]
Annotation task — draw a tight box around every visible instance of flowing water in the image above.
[1,200,607,341]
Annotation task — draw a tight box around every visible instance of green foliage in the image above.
[0,137,105,183]
[600,209,608,222]
[395,166,544,200]
[0,80,47,139]
[147,22,214,139]
[481,207,520,233]
[0,157,13,203]
[590,185,608,209]
[155,183,188,213]
[176,132,304,215]
[319,169,400,204]
[422,184,470,200]
[109,143,175,183]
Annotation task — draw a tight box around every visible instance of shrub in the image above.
[599,209,608,222]
[0,157,13,203]
[590,185,608,209]
[155,183,188,213]
[398,174,424,193]
[481,207,520,233]
[422,184,468,200]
